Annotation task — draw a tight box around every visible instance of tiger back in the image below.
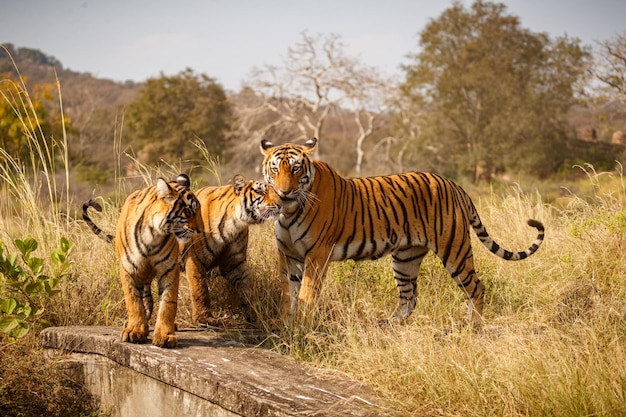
[83,174,200,347]
[182,175,282,324]
[260,138,545,326]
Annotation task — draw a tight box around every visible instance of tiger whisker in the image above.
[298,189,319,210]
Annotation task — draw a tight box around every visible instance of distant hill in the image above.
[1,43,140,132]
[1,43,142,196]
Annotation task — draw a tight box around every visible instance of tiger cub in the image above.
[181,175,282,325]
[260,138,545,326]
[82,174,200,348]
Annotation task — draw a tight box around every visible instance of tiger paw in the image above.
[193,311,216,325]
[152,330,177,348]
[121,327,149,344]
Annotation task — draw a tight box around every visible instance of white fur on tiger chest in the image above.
[274,220,307,261]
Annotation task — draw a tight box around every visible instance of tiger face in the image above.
[260,138,317,204]
[154,174,201,244]
[232,174,282,223]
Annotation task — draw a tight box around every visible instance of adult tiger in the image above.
[82,174,200,348]
[260,138,545,326]
[181,175,282,325]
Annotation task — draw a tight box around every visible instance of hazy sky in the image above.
[1,0,623,91]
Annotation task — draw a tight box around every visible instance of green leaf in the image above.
[59,237,72,253]
[16,303,32,318]
[6,252,18,269]
[27,257,44,275]
[44,278,60,296]
[24,281,44,295]
[51,250,65,266]
[10,321,29,338]
[0,316,19,333]
[15,238,37,260]
[0,298,17,314]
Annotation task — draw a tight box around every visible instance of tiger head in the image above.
[231,174,282,223]
[260,138,317,206]
[155,173,201,243]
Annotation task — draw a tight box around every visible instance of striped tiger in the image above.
[260,138,545,326]
[181,175,282,324]
[82,174,200,347]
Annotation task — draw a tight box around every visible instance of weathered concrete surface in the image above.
[41,326,388,417]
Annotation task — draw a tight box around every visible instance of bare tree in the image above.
[593,32,626,101]
[232,31,391,174]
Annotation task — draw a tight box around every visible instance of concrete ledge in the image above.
[41,326,387,417]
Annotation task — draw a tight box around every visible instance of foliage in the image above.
[124,68,232,171]
[399,0,591,180]
[0,72,70,167]
[0,237,72,340]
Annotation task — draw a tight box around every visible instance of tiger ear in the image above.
[175,173,190,188]
[156,178,176,203]
[303,137,317,154]
[260,139,274,155]
[231,175,247,196]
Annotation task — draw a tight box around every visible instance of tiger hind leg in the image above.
[221,258,258,324]
[184,256,213,324]
[391,246,429,320]
[443,250,485,327]
[141,283,153,321]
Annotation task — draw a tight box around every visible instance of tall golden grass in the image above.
[1,67,625,416]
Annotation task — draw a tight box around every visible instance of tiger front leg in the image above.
[120,269,150,344]
[297,255,329,321]
[151,264,180,348]
[278,253,303,322]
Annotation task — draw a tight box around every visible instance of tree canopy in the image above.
[0,73,68,167]
[400,0,591,180]
[124,68,232,171]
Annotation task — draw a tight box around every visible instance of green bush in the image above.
[0,237,72,340]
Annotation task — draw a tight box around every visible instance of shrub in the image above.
[0,237,72,340]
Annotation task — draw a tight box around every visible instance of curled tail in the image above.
[82,200,114,243]
[473,216,544,261]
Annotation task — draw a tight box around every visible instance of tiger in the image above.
[260,138,545,326]
[82,174,200,348]
[181,174,282,325]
